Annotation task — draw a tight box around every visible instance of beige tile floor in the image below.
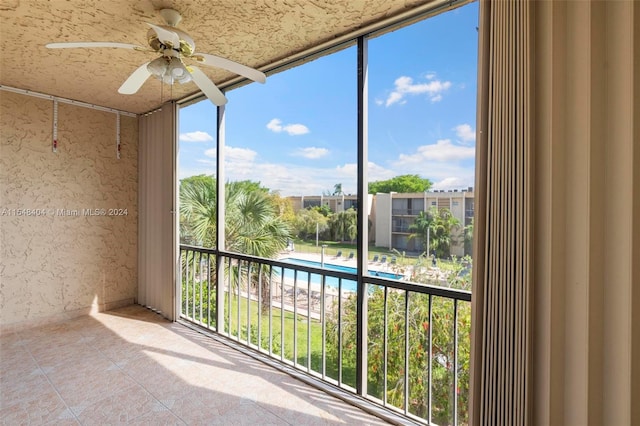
[0,305,395,425]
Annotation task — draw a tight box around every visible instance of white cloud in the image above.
[384,75,452,107]
[293,147,329,159]
[196,159,215,165]
[454,124,476,144]
[395,139,475,164]
[206,159,392,196]
[181,151,474,196]
[226,146,257,162]
[431,177,472,191]
[335,162,396,183]
[180,142,474,195]
[335,163,357,176]
[224,146,259,178]
[382,138,475,190]
[266,118,282,132]
[385,92,404,107]
[229,162,357,196]
[266,118,310,136]
[284,124,310,135]
[204,146,257,164]
[179,131,214,142]
[368,162,397,182]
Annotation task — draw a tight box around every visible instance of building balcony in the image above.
[392,226,412,233]
[179,246,472,425]
[1,246,471,425]
[392,209,423,216]
[1,304,398,425]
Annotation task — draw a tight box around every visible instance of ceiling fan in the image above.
[46,8,266,106]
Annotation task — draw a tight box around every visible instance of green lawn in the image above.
[229,292,358,385]
[182,282,467,422]
[292,239,402,260]
[292,238,467,273]
[185,287,352,384]
[225,292,321,363]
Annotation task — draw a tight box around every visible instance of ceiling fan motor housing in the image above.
[147,27,196,57]
[160,8,182,27]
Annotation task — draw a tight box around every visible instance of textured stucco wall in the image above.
[0,91,138,330]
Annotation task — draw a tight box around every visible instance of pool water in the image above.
[280,258,401,292]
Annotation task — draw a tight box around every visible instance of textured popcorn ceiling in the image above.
[0,0,435,114]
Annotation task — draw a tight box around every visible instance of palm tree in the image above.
[180,176,291,312]
[409,207,460,258]
[179,176,217,247]
[408,210,435,254]
[430,208,460,258]
[180,177,290,255]
[224,181,290,257]
[329,208,357,242]
[464,217,474,256]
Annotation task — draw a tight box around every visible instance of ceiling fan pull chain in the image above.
[52,100,58,153]
[116,112,121,160]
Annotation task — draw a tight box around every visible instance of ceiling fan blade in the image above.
[193,53,266,84]
[46,42,143,50]
[187,65,228,106]
[118,62,152,94]
[146,23,180,48]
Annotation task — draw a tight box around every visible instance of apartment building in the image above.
[374,189,474,256]
[288,190,474,256]
[288,194,359,214]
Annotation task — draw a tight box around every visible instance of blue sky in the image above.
[178,1,478,196]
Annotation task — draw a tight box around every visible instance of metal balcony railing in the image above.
[180,245,471,425]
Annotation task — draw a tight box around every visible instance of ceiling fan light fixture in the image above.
[147,56,192,85]
[168,57,192,84]
[147,57,167,76]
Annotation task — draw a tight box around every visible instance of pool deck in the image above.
[268,250,450,318]
[269,251,400,317]
[277,251,401,275]
[277,250,451,287]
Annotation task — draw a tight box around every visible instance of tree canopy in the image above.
[293,208,329,240]
[328,208,357,242]
[179,175,291,258]
[368,174,432,194]
[408,207,461,258]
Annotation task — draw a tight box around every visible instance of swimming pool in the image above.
[280,258,401,292]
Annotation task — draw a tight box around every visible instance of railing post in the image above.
[356,35,369,396]
[216,103,226,331]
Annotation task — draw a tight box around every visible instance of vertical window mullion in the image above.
[216,103,226,332]
[355,34,369,397]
